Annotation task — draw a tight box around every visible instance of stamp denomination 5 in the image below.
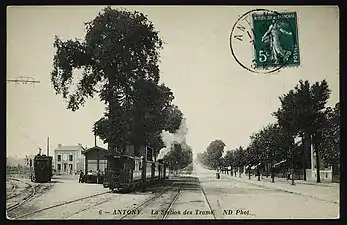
[230,9,300,74]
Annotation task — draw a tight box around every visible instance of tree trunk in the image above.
[257,170,260,181]
[332,161,339,183]
[266,162,269,177]
[302,132,309,181]
[313,134,321,183]
[291,150,295,185]
[316,151,321,183]
[271,162,275,183]
[239,167,241,178]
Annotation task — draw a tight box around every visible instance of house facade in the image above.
[54,144,85,174]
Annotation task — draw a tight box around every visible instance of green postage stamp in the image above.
[252,11,300,69]
[230,9,301,73]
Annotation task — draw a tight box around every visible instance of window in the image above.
[57,164,61,171]
[69,155,73,161]
[57,155,61,161]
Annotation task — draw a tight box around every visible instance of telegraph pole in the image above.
[47,137,50,156]
[7,76,40,86]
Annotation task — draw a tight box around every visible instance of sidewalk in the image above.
[220,173,340,204]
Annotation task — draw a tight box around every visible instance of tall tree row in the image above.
[199,79,339,183]
[273,80,331,182]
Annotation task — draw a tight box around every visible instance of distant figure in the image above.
[216,168,220,179]
[97,170,101,184]
[79,171,84,183]
[287,170,291,180]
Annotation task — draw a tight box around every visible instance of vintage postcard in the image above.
[6,5,340,220]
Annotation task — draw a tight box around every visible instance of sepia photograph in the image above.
[6,5,339,220]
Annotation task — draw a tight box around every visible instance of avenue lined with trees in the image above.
[198,79,340,183]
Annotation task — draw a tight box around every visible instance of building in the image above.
[82,146,109,176]
[54,144,85,174]
[81,144,151,180]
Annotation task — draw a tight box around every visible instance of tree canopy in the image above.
[199,79,338,182]
[51,7,184,156]
[163,142,193,171]
[318,103,340,166]
[273,79,331,182]
[197,140,225,169]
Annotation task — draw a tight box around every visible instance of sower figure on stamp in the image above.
[261,17,293,64]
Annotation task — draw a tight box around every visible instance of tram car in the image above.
[30,154,53,183]
[104,154,168,192]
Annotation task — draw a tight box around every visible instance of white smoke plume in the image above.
[157,118,188,160]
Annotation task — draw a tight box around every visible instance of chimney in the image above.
[47,137,50,156]
[58,144,62,147]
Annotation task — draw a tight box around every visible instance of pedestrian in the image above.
[97,170,101,184]
[216,168,220,179]
[79,170,84,183]
[256,169,260,181]
[287,170,291,180]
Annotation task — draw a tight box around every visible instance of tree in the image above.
[317,102,340,182]
[51,7,179,155]
[205,140,226,169]
[197,140,225,169]
[163,142,193,172]
[244,122,297,182]
[223,150,235,174]
[233,146,245,178]
[273,80,331,183]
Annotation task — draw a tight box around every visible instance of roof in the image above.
[35,155,53,159]
[54,145,85,151]
[81,146,108,155]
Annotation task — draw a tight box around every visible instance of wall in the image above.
[75,150,85,173]
[306,168,332,182]
[55,150,78,174]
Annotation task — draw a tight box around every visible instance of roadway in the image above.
[7,162,339,220]
[195,162,339,219]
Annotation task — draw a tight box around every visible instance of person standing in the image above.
[79,170,84,183]
[97,170,101,184]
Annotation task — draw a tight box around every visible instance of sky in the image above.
[6,6,339,159]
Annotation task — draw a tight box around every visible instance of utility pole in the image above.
[146,146,154,162]
[7,76,40,86]
[47,137,50,156]
[292,135,302,185]
[93,124,97,147]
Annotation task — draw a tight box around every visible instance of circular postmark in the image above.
[230,9,300,74]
